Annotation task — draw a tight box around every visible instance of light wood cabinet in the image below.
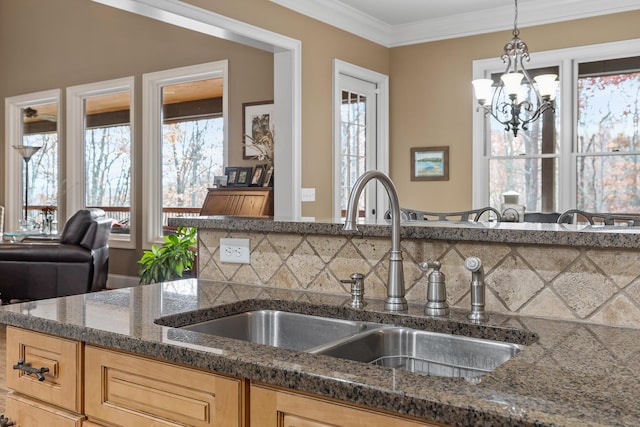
[200,187,273,217]
[6,326,82,413]
[4,327,449,427]
[84,345,244,427]
[250,384,444,427]
[4,327,245,427]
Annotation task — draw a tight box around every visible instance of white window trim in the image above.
[93,0,303,222]
[67,77,135,249]
[332,59,390,220]
[142,61,228,247]
[4,89,61,232]
[472,38,640,211]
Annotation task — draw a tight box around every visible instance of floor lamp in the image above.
[13,145,42,225]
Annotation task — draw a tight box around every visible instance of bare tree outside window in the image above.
[162,117,224,224]
[577,70,640,213]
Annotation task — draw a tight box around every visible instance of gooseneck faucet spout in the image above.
[343,171,408,312]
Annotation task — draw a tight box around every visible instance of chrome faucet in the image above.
[465,256,488,321]
[343,171,408,312]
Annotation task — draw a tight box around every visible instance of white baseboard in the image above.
[106,274,139,289]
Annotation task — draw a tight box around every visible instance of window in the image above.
[161,80,224,223]
[4,90,61,232]
[486,66,560,212]
[67,77,134,247]
[576,58,640,213]
[333,60,389,220]
[473,39,640,216]
[143,61,228,246]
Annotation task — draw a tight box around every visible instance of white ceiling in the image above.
[271,0,640,47]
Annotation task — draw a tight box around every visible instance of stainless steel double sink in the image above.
[180,310,524,378]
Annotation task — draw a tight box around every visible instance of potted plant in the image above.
[138,227,197,285]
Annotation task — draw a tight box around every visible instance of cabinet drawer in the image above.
[84,345,244,427]
[6,393,85,427]
[6,326,82,412]
[251,384,443,427]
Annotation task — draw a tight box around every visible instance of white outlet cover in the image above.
[301,188,316,202]
[219,238,251,264]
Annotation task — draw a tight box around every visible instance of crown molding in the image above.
[271,0,640,47]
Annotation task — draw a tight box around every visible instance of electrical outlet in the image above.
[219,238,250,264]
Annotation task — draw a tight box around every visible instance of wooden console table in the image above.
[200,187,273,217]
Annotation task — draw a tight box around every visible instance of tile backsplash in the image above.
[198,229,640,329]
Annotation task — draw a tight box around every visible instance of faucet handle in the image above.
[340,273,366,309]
[419,260,449,317]
[464,256,482,272]
[419,260,440,272]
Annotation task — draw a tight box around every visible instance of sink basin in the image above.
[180,310,382,352]
[317,327,523,377]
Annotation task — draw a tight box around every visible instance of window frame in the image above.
[67,77,135,249]
[142,60,228,248]
[472,38,640,213]
[4,89,62,233]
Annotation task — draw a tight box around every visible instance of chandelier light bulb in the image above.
[534,74,559,99]
[472,79,494,104]
[501,72,524,96]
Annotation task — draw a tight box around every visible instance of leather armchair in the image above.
[0,208,112,303]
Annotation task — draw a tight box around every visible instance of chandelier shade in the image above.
[472,0,558,137]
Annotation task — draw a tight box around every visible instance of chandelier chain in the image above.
[512,0,520,38]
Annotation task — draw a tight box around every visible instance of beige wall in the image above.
[390,11,640,212]
[2,1,640,277]
[0,0,274,275]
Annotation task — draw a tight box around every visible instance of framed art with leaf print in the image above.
[243,100,274,160]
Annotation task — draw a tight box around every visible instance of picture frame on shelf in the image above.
[250,164,267,186]
[243,100,274,160]
[225,167,238,186]
[262,166,274,187]
[235,167,253,186]
[213,175,228,187]
[410,146,449,181]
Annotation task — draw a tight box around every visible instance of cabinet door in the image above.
[250,384,444,427]
[84,345,245,427]
[5,393,85,427]
[6,326,82,412]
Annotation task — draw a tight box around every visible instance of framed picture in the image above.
[235,167,253,186]
[262,166,274,187]
[250,164,267,186]
[243,100,274,159]
[410,146,449,181]
[225,167,238,186]
[214,175,228,187]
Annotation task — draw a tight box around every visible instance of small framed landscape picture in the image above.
[410,146,449,181]
[225,167,238,186]
[235,167,253,186]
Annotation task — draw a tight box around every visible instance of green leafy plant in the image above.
[138,227,197,285]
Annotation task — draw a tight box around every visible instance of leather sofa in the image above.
[0,208,112,303]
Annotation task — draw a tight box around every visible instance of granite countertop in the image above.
[170,216,640,249]
[1,280,639,427]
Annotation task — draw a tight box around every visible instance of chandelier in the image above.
[472,0,558,137]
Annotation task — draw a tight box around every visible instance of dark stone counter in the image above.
[1,280,638,427]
